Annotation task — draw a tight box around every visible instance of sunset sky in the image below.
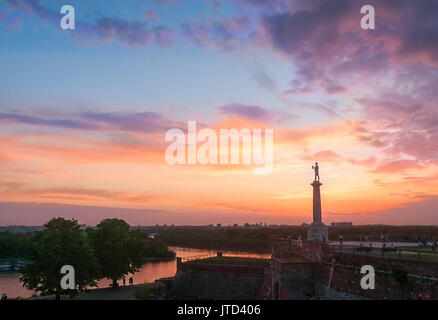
[1,0,438,226]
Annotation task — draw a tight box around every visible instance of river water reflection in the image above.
[0,247,271,298]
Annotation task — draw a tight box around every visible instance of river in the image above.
[0,247,271,299]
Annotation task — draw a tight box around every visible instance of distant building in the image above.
[217,223,222,228]
[331,222,353,227]
[233,224,238,228]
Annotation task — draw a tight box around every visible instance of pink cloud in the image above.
[372,160,426,174]
[303,149,377,168]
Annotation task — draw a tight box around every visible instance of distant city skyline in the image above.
[1,1,438,225]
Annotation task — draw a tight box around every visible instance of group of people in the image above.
[122,276,134,286]
[418,241,438,248]
[355,242,397,253]
[109,276,134,288]
[381,243,397,252]
[358,234,390,243]
[1,293,7,300]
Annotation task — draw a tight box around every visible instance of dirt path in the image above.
[27,284,147,300]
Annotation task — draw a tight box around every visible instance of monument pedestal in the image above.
[307,222,328,242]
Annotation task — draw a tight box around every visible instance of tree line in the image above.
[0,232,33,260]
[157,225,438,253]
[156,227,307,253]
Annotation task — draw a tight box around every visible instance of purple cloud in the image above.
[251,66,277,91]
[79,112,182,133]
[0,111,183,133]
[181,16,250,50]
[5,0,175,47]
[5,0,58,21]
[0,112,98,130]
[255,0,438,94]
[78,18,174,47]
[215,103,295,124]
[356,62,438,164]
[217,103,271,120]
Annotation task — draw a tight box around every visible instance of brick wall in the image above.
[171,263,265,299]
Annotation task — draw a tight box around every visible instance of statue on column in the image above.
[312,162,320,181]
[308,161,328,242]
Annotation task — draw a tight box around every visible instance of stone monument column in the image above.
[307,163,328,242]
[311,180,322,224]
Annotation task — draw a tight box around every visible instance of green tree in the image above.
[20,218,100,300]
[87,219,145,288]
[143,238,176,259]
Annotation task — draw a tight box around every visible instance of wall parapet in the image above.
[178,261,266,275]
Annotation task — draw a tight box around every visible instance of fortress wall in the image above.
[272,239,331,260]
[316,260,403,299]
[315,282,370,300]
[333,253,438,278]
[171,263,265,299]
[269,238,438,300]
[315,255,438,300]
[177,262,265,275]
[278,264,316,299]
[275,260,426,300]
